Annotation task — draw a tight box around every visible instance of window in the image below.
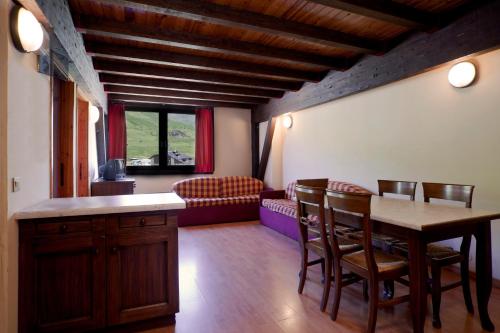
[125,107,197,175]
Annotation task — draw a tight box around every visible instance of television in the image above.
[102,159,126,181]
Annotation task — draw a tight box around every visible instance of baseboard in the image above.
[445,266,500,289]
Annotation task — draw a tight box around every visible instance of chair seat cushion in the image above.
[261,198,297,218]
[307,237,362,255]
[343,250,408,273]
[392,242,461,260]
[184,195,259,208]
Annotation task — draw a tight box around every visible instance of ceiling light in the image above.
[448,61,476,88]
[10,5,43,53]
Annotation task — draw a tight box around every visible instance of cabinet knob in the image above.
[111,247,119,254]
[139,218,146,226]
[93,247,100,255]
[60,224,68,233]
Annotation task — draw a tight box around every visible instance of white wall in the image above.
[134,107,252,193]
[4,4,52,331]
[267,49,500,279]
[0,1,9,331]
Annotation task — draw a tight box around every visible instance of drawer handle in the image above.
[60,224,68,233]
[111,247,119,254]
[139,218,146,226]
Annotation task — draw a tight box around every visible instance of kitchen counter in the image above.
[15,193,186,220]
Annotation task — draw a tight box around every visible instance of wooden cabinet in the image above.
[106,213,179,325]
[19,211,179,333]
[91,178,135,196]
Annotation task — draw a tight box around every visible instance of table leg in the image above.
[475,221,494,332]
[408,232,427,333]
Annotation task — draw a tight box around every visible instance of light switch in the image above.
[12,177,21,192]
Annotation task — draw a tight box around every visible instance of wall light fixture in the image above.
[10,5,43,53]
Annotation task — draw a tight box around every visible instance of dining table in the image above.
[355,196,500,333]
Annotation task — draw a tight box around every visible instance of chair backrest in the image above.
[422,182,474,208]
[378,180,417,201]
[297,178,329,188]
[286,179,371,200]
[295,185,329,256]
[326,190,376,273]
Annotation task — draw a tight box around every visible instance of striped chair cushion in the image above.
[172,177,220,198]
[184,195,260,208]
[285,180,371,200]
[220,176,264,197]
[261,199,297,218]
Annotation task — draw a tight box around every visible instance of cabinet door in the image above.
[107,213,179,325]
[19,219,106,333]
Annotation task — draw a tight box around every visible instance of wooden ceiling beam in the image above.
[306,0,436,29]
[93,59,302,91]
[85,41,328,82]
[108,93,251,109]
[99,74,284,99]
[95,0,383,53]
[74,15,354,69]
[103,85,267,104]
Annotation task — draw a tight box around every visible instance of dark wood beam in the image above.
[99,74,285,98]
[74,15,354,69]
[95,0,384,53]
[306,0,435,29]
[93,59,302,91]
[108,93,251,109]
[253,1,500,123]
[257,117,276,181]
[85,41,328,82]
[103,85,267,105]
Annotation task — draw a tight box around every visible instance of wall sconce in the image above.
[90,105,100,124]
[448,61,476,88]
[10,5,43,53]
[282,114,293,129]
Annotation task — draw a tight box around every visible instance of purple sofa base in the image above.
[177,202,259,227]
[259,206,299,241]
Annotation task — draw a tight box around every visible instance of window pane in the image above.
[167,113,196,166]
[126,111,159,166]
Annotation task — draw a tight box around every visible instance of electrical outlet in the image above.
[12,177,21,192]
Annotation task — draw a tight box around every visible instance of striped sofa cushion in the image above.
[285,180,371,200]
[184,194,260,208]
[262,199,297,218]
[172,177,220,198]
[220,176,264,197]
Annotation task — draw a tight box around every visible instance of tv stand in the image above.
[91,177,135,196]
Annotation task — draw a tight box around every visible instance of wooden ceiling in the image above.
[68,0,478,109]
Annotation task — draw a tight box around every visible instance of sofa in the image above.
[259,180,371,240]
[173,176,264,227]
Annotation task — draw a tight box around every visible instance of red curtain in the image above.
[194,108,214,173]
[108,103,126,160]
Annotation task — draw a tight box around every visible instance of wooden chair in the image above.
[326,189,409,333]
[423,182,475,329]
[378,180,417,298]
[297,178,329,188]
[295,184,361,311]
[378,179,417,200]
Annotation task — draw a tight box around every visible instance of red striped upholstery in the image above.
[262,199,297,218]
[184,195,259,208]
[285,180,371,200]
[172,177,220,198]
[220,176,264,197]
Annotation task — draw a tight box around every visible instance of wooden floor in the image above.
[144,221,500,333]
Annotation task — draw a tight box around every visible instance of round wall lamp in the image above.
[90,105,100,124]
[282,114,293,129]
[10,5,44,53]
[448,61,476,88]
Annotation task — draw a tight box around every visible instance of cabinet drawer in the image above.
[118,214,166,229]
[36,220,92,235]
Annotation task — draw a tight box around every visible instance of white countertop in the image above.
[370,196,500,231]
[15,193,186,220]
